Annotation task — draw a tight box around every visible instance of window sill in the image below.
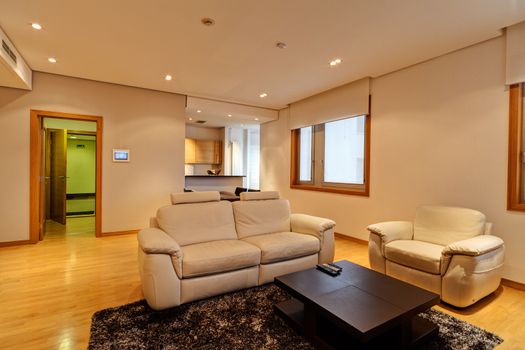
[290,184,369,197]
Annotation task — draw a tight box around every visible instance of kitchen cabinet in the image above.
[185,138,222,164]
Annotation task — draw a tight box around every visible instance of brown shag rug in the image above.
[89,284,502,350]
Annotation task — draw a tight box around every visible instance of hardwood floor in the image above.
[0,225,523,349]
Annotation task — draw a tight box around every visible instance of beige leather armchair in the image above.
[368,206,504,307]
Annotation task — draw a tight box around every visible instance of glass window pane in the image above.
[299,126,312,182]
[324,116,365,184]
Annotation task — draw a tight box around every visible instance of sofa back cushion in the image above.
[232,199,291,239]
[413,206,486,246]
[157,200,237,246]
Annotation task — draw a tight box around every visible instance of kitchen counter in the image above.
[185,175,245,192]
[185,175,246,177]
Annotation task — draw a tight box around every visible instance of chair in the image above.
[367,206,505,307]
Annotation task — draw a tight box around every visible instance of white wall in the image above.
[0,72,186,241]
[260,36,525,283]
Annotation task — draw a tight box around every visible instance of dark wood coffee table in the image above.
[274,260,440,350]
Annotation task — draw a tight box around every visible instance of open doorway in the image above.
[30,110,103,241]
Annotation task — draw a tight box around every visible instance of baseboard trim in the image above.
[100,229,139,237]
[501,278,525,292]
[334,232,367,245]
[0,239,37,247]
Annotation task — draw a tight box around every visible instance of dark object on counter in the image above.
[207,169,221,175]
[234,187,261,196]
[183,188,194,192]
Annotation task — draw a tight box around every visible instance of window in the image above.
[291,115,370,196]
[508,83,525,211]
[299,126,313,182]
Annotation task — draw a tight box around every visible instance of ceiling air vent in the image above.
[195,120,207,124]
[2,40,17,64]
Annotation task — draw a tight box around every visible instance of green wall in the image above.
[67,139,96,194]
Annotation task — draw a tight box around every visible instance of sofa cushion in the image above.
[384,240,444,275]
[157,201,237,246]
[180,240,261,278]
[242,232,320,264]
[413,206,486,246]
[171,191,220,204]
[232,199,291,239]
[240,191,279,201]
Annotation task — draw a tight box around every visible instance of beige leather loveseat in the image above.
[368,206,505,307]
[138,191,335,310]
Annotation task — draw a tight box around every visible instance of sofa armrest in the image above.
[137,228,182,258]
[367,221,413,244]
[290,213,336,239]
[442,235,504,257]
[291,213,335,264]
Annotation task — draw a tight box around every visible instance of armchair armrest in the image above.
[138,228,182,259]
[442,235,504,257]
[291,213,336,239]
[367,221,413,244]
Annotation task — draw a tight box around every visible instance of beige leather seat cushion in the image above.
[384,240,444,275]
[181,240,261,278]
[242,232,320,264]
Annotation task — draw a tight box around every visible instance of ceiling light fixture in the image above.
[197,110,202,113]
[31,23,42,30]
[259,93,268,98]
[227,114,232,117]
[165,74,172,81]
[48,57,57,63]
[329,58,342,67]
[201,18,215,26]
[189,117,193,121]
[254,118,259,121]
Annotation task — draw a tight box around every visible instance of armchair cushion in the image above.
[242,232,320,264]
[138,228,182,257]
[413,206,486,246]
[442,235,504,256]
[181,240,261,278]
[384,240,444,275]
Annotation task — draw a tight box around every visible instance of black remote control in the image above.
[316,264,340,276]
[328,262,343,272]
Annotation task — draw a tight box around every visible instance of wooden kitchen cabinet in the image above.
[185,138,222,164]
[185,138,196,163]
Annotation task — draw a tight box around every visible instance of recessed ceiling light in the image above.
[48,57,57,63]
[189,117,193,121]
[31,23,42,30]
[197,110,202,113]
[201,18,215,26]
[329,58,342,67]
[165,74,172,81]
[254,118,259,121]
[227,114,232,117]
[259,93,268,98]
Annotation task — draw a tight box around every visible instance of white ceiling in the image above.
[1,0,525,109]
[185,96,278,127]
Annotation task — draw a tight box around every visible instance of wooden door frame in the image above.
[30,110,103,241]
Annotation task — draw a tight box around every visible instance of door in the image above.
[50,129,67,225]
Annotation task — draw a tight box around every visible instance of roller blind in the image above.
[506,21,525,85]
[289,77,370,130]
